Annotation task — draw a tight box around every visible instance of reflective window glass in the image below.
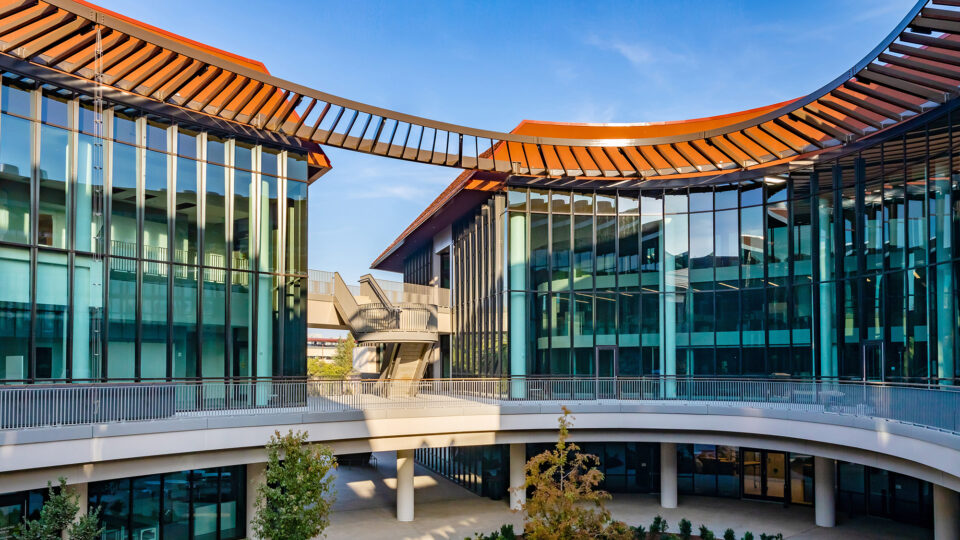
[573,215,593,290]
[233,170,252,270]
[1,78,32,117]
[0,114,32,244]
[0,247,30,381]
[173,265,198,379]
[38,124,69,249]
[141,263,168,379]
[202,268,226,378]
[287,152,308,181]
[40,89,69,127]
[175,157,199,264]
[110,143,138,256]
[143,150,168,261]
[285,179,308,274]
[107,258,137,379]
[146,120,167,152]
[35,251,68,379]
[529,189,549,212]
[205,164,227,266]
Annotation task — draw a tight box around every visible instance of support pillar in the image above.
[814,456,836,527]
[396,449,415,522]
[246,462,266,539]
[63,483,88,540]
[934,484,960,540]
[660,442,677,509]
[509,443,525,511]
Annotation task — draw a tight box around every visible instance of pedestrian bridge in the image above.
[2,377,959,495]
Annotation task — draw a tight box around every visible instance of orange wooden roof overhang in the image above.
[370,0,960,270]
[2,0,958,183]
[2,0,960,263]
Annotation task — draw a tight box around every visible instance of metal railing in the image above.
[308,269,450,307]
[2,377,959,435]
[353,303,435,333]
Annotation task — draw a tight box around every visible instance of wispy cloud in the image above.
[584,35,691,69]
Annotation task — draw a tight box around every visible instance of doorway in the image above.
[595,346,617,398]
[742,449,787,501]
[862,341,883,382]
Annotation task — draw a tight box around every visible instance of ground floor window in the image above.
[87,465,245,540]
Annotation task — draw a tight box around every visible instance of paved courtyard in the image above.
[324,452,930,540]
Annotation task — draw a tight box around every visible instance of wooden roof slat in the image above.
[673,141,717,172]
[0,3,55,37]
[63,30,126,72]
[858,67,948,102]
[223,80,263,120]
[829,87,905,121]
[106,43,161,85]
[802,104,867,136]
[742,126,793,159]
[154,59,204,101]
[878,51,960,83]
[789,109,849,142]
[148,57,198,99]
[209,74,247,115]
[658,143,695,173]
[171,65,221,108]
[2,10,76,54]
[756,122,807,154]
[889,42,960,68]
[122,49,177,91]
[842,80,924,114]
[899,31,960,53]
[816,96,885,130]
[39,24,98,65]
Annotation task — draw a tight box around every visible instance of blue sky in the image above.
[97,0,915,283]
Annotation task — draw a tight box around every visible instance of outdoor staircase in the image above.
[377,342,429,396]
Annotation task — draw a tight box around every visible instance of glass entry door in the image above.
[863,341,883,382]
[742,449,786,501]
[595,347,617,398]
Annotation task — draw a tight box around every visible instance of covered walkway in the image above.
[326,452,930,540]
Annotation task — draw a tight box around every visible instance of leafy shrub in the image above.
[758,535,783,540]
[742,532,754,540]
[469,524,518,540]
[630,525,647,540]
[650,515,668,533]
[699,524,715,540]
[723,529,737,540]
[678,519,692,540]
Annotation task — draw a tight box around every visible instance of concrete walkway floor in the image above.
[324,453,931,540]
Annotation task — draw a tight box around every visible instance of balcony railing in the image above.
[2,378,959,434]
[308,269,450,307]
[353,303,435,334]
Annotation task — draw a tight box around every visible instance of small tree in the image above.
[515,406,631,540]
[16,478,102,540]
[308,335,355,379]
[252,430,337,540]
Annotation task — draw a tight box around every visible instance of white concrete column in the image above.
[509,443,526,511]
[246,462,267,539]
[814,456,836,528]
[63,483,88,540]
[396,449,415,522]
[660,442,677,509]
[934,484,960,540]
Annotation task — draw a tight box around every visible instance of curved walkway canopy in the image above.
[1,0,959,179]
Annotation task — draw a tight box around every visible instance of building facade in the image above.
[0,73,313,384]
[3,0,960,538]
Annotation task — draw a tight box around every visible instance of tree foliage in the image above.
[308,334,355,379]
[15,478,102,540]
[252,430,337,540]
[515,406,631,540]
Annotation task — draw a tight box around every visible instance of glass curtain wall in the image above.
[499,106,960,384]
[86,465,245,540]
[0,73,308,383]
[452,194,506,377]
